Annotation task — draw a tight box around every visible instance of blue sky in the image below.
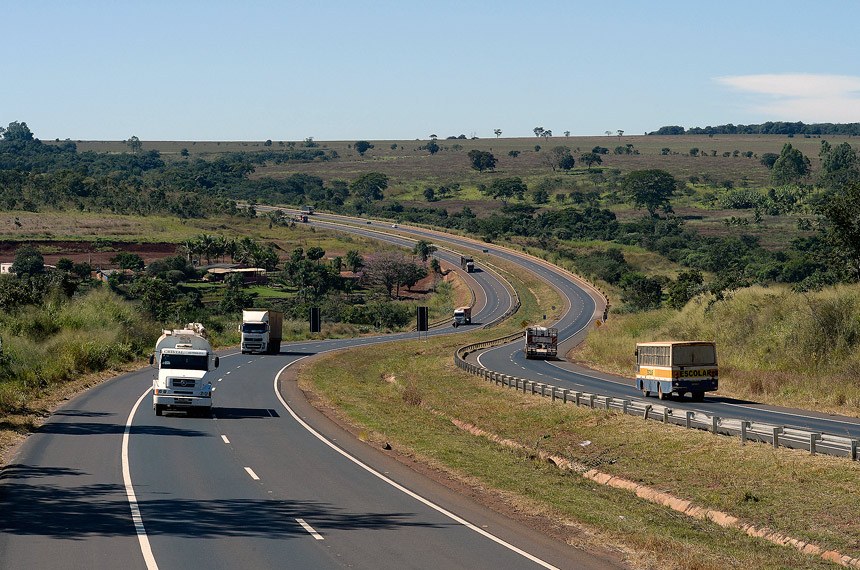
[5,1,859,141]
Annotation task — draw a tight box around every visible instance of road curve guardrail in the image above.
[455,340,860,463]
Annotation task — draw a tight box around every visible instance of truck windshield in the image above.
[241,323,268,333]
[672,345,716,366]
[161,354,209,371]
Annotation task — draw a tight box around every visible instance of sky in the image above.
[4,1,860,141]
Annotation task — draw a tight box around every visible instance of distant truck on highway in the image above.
[294,213,308,223]
[460,255,474,272]
[151,324,219,416]
[240,309,283,354]
[301,205,315,215]
[453,306,472,327]
[524,326,558,359]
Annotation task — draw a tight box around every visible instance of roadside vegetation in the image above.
[300,262,856,570]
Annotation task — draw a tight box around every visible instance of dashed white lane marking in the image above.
[244,467,260,480]
[221,435,230,444]
[296,518,324,540]
[273,361,560,570]
[226,371,232,375]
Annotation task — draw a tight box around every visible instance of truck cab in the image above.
[151,325,219,416]
[453,306,472,327]
[241,309,283,354]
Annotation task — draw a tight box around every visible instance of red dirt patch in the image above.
[0,241,178,267]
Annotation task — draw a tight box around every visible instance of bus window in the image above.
[672,344,716,366]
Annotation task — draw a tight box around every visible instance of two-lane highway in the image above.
[0,220,621,570]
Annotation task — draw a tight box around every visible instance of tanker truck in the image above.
[150,324,219,416]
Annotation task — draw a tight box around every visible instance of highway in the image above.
[0,222,618,570]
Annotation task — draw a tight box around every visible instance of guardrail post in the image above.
[810,433,821,455]
[540,384,546,398]
[563,389,569,404]
[852,440,858,461]
[741,421,750,444]
[711,416,719,434]
[773,427,781,449]
[575,392,581,406]
[605,397,612,410]
[588,394,596,408]
[643,404,652,420]
[685,411,694,429]
[551,387,556,402]
[621,400,629,415]
[663,408,670,424]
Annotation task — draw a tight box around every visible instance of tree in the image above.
[760,153,779,169]
[771,143,810,186]
[546,146,574,172]
[126,135,142,154]
[110,252,144,271]
[622,169,677,216]
[467,149,496,172]
[2,121,35,142]
[424,140,440,155]
[617,130,624,139]
[818,142,860,189]
[354,140,374,155]
[363,252,426,298]
[350,172,389,200]
[819,182,860,279]
[533,127,545,138]
[619,272,663,311]
[542,129,552,139]
[413,240,437,263]
[219,273,253,314]
[667,270,704,309]
[564,130,571,137]
[11,245,44,277]
[345,250,364,273]
[494,129,502,138]
[579,152,602,169]
[481,177,527,203]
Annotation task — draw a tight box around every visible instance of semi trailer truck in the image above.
[460,255,475,273]
[151,324,219,416]
[240,309,283,354]
[524,326,558,359]
[453,306,472,327]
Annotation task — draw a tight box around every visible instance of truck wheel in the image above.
[657,385,669,400]
[155,404,164,416]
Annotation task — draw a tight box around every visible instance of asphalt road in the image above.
[0,221,620,570]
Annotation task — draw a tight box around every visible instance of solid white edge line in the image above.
[123,388,159,570]
[221,435,230,444]
[296,518,324,540]
[273,359,560,570]
[244,467,260,480]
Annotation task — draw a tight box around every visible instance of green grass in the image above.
[302,329,853,570]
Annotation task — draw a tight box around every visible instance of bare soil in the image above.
[0,240,178,267]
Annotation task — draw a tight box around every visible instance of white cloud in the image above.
[715,73,860,122]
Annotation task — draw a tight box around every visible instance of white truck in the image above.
[524,326,558,359]
[240,309,283,354]
[453,306,472,327]
[150,324,219,416]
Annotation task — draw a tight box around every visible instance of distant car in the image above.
[391,224,398,228]
[482,248,488,253]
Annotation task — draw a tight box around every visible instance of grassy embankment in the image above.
[576,284,860,417]
[300,254,860,570]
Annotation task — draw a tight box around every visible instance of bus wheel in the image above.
[657,385,669,400]
[641,390,650,398]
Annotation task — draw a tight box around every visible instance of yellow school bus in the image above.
[635,341,718,401]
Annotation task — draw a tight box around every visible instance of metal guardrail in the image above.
[455,339,860,462]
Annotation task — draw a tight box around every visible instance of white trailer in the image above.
[151,324,219,416]
[240,309,283,354]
